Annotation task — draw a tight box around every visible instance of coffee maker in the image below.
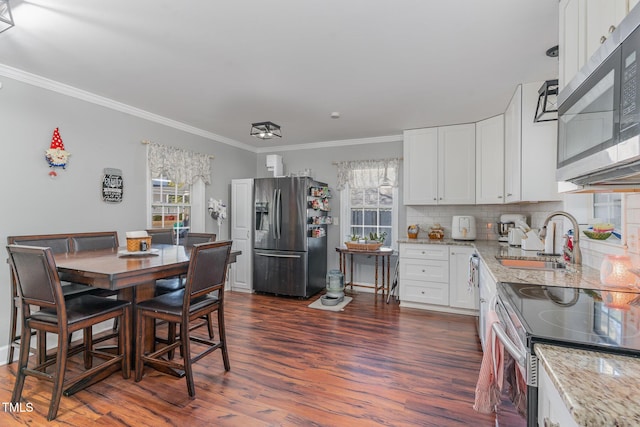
[497,214,526,242]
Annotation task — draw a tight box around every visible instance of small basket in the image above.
[126,236,152,252]
[344,241,383,251]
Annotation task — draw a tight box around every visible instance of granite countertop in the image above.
[536,344,640,426]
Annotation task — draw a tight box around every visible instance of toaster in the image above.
[452,215,477,240]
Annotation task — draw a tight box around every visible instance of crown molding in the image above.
[255,134,403,153]
[0,64,257,153]
[1,64,403,154]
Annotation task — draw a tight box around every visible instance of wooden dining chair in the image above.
[135,240,232,397]
[6,234,96,365]
[146,228,175,245]
[70,231,119,252]
[154,233,217,349]
[7,244,131,421]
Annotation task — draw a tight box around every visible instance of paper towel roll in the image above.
[544,222,555,254]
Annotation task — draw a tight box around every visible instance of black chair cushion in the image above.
[155,278,186,295]
[30,295,130,324]
[137,289,219,316]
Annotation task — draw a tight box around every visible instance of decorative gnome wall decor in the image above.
[45,128,71,178]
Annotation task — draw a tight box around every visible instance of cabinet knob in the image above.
[506,193,512,197]
[439,197,443,200]
[421,269,426,273]
[480,297,486,303]
[433,197,437,201]
[421,291,425,295]
[600,35,607,44]
[497,195,503,199]
[609,25,616,34]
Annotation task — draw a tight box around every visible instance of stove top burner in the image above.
[499,282,640,354]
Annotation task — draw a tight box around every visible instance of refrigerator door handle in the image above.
[255,252,302,259]
[276,188,282,239]
[270,189,277,240]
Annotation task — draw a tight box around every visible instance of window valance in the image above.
[334,158,400,190]
[147,142,211,185]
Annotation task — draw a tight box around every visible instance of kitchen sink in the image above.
[496,257,566,271]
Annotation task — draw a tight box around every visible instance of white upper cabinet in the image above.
[475,115,505,204]
[504,85,522,203]
[403,124,475,205]
[559,0,632,90]
[403,128,439,204]
[504,83,561,204]
[438,124,476,204]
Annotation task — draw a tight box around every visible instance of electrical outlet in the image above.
[333,216,339,225]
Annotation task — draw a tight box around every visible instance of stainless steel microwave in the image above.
[558,5,640,188]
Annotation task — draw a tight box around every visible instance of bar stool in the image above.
[135,241,232,397]
[7,244,131,421]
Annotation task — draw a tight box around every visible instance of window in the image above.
[145,142,210,238]
[336,159,400,249]
[150,175,191,238]
[593,193,622,232]
[348,186,394,246]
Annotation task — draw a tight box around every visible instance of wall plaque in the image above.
[102,168,123,203]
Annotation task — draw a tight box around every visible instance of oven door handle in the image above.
[492,321,526,367]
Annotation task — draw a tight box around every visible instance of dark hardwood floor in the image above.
[0,291,523,426]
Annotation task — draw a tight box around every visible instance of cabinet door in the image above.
[475,115,505,204]
[231,178,254,292]
[559,0,586,89]
[438,124,476,204]
[538,365,580,427]
[521,82,561,202]
[478,258,497,351]
[449,247,477,310]
[585,0,627,62]
[504,85,522,203]
[403,128,438,204]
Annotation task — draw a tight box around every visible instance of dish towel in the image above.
[473,309,504,414]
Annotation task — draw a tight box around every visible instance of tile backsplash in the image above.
[406,201,564,241]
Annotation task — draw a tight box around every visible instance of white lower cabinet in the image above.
[449,247,477,310]
[399,243,478,315]
[538,364,579,427]
[478,257,497,352]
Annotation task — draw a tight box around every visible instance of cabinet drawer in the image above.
[401,280,449,305]
[400,244,449,261]
[400,259,449,283]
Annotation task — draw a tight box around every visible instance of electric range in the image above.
[494,282,640,427]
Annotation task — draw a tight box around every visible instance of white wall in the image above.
[0,75,256,356]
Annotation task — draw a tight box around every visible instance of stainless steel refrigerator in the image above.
[253,177,328,298]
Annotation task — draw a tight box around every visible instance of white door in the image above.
[230,178,253,292]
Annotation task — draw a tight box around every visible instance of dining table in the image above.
[54,244,240,394]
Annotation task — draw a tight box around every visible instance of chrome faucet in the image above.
[540,211,582,265]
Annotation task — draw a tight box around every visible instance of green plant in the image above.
[369,232,387,243]
[349,234,360,241]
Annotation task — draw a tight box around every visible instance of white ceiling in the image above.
[0,0,559,151]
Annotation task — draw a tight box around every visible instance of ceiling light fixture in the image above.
[250,121,282,140]
[534,79,558,123]
[0,0,14,34]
